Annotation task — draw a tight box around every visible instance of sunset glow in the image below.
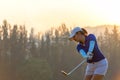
[0,0,120,32]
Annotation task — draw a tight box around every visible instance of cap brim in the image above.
[69,33,75,41]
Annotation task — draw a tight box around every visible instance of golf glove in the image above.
[87,52,93,60]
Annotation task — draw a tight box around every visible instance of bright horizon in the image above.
[0,0,120,33]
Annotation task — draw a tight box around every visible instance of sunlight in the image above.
[107,13,120,24]
[85,0,120,25]
[102,2,120,24]
[0,0,120,32]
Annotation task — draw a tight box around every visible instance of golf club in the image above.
[61,59,86,76]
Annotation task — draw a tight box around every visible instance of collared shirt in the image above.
[76,34,105,63]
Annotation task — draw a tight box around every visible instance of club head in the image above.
[61,70,68,76]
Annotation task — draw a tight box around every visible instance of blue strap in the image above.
[88,41,95,52]
[79,49,87,58]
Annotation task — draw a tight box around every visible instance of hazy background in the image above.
[0,0,120,80]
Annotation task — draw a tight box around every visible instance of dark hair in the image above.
[77,28,88,36]
[79,28,88,44]
[81,28,88,35]
[76,28,88,37]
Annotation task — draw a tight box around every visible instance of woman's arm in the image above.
[88,40,95,52]
[77,41,95,59]
[79,49,88,58]
[87,40,95,60]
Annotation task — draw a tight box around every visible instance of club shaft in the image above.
[67,59,86,75]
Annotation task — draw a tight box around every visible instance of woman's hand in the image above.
[87,52,93,60]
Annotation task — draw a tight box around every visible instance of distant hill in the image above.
[84,25,120,37]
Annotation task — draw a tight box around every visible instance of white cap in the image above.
[69,27,82,40]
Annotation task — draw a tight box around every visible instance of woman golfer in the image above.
[69,27,108,80]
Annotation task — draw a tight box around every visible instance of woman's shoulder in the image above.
[77,43,82,46]
[76,43,82,48]
[87,34,96,39]
[76,43,82,51]
[88,34,95,37]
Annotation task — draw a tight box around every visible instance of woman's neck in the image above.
[81,36,85,44]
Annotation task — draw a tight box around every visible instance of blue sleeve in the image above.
[79,49,87,58]
[88,41,95,52]
[88,34,96,52]
[77,44,87,58]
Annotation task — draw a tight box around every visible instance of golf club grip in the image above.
[61,70,68,76]
[68,59,86,75]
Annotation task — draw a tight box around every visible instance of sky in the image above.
[0,0,120,33]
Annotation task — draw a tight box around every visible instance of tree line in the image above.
[0,20,120,80]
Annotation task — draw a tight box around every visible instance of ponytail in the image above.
[80,28,88,36]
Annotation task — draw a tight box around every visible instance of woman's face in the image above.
[73,32,84,42]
